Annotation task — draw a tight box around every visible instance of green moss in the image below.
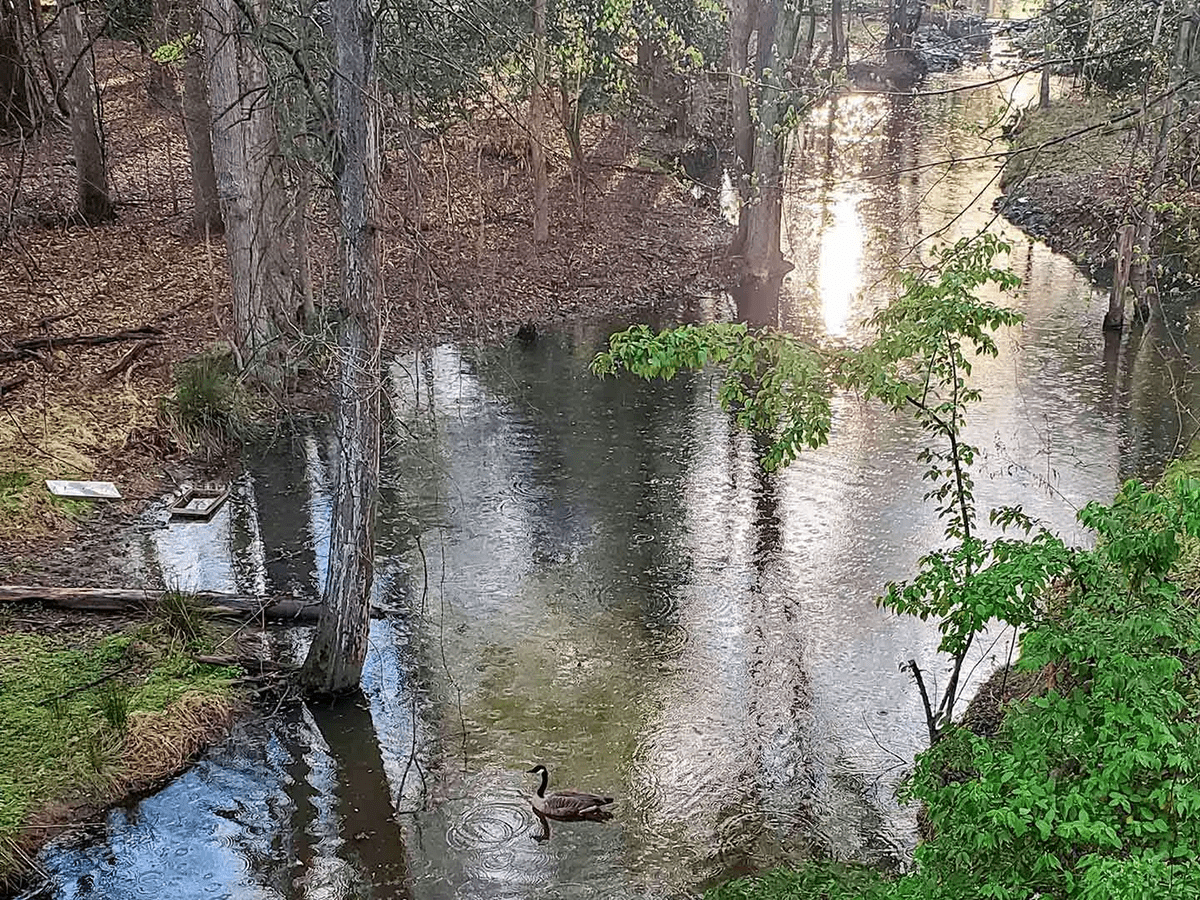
[0,630,236,877]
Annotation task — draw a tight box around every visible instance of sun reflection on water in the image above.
[817,193,865,337]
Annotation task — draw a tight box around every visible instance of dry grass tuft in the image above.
[116,692,237,794]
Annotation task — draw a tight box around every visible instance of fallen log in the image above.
[0,585,364,624]
[0,327,164,364]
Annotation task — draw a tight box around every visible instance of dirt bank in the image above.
[994,95,1200,292]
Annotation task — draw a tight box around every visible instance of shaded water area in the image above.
[32,56,1200,900]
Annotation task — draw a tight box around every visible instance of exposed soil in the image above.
[994,96,1200,293]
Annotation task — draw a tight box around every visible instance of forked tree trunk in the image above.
[180,1,221,235]
[59,0,111,220]
[530,0,548,243]
[202,0,295,386]
[301,0,381,695]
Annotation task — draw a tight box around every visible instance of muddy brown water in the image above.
[29,57,1200,900]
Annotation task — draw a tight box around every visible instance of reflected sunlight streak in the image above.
[817,194,865,337]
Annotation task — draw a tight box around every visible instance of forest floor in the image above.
[0,37,733,558]
[0,38,732,884]
[995,93,1200,291]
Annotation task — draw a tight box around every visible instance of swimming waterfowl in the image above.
[526,764,615,821]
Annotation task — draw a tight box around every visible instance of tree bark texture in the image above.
[1104,222,1135,331]
[59,0,111,220]
[201,0,295,386]
[740,0,803,280]
[301,0,381,695]
[1,0,42,130]
[180,1,221,234]
[728,0,755,220]
[530,0,549,243]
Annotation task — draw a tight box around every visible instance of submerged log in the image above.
[0,585,382,624]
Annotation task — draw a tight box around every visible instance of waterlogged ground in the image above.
[29,55,1200,900]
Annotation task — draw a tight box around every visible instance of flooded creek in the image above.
[29,57,1200,900]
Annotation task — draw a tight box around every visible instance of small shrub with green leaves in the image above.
[598,234,1200,898]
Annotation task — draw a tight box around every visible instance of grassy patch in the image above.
[705,863,891,900]
[0,629,238,884]
[1000,96,1136,189]
[160,345,253,450]
[0,408,106,540]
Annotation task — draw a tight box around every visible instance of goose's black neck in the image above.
[536,767,549,797]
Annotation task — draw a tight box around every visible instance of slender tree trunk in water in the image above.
[530,0,548,243]
[301,0,381,695]
[1130,6,1192,317]
[180,2,221,235]
[1104,223,1134,330]
[60,0,111,220]
[202,0,295,386]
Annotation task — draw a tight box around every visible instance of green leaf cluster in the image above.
[593,322,833,470]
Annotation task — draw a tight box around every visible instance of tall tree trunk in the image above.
[1,0,51,130]
[1130,4,1192,316]
[831,0,846,68]
[301,0,381,695]
[740,0,803,280]
[729,0,755,203]
[202,0,295,387]
[180,2,221,235]
[59,0,111,221]
[1039,35,1051,109]
[530,0,548,243]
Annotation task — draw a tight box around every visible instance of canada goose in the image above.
[526,764,615,821]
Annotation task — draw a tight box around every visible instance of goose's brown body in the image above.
[527,765,614,821]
